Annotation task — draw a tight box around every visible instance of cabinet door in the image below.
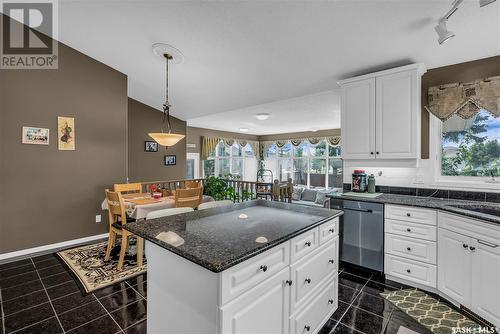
[470,239,500,327]
[340,78,376,159]
[375,70,419,159]
[437,229,471,305]
[220,268,290,334]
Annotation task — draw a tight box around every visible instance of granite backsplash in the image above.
[342,183,500,203]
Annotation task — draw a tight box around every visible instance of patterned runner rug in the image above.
[57,241,146,293]
[381,289,480,334]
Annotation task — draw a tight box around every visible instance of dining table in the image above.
[101,192,215,220]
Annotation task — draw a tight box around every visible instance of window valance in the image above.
[425,75,500,121]
[201,136,259,160]
[258,136,341,160]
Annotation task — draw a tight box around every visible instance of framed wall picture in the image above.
[145,141,159,152]
[57,117,75,150]
[164,155,176,166]
[22,126,50,145]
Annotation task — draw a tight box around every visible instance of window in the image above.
[203,141,257,181]
[441,110,500,177]
[265,139,342,189]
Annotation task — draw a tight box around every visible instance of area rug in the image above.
[57,241,146,293]
[381,289,480,334]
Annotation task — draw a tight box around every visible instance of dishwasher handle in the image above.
[343,207,373,213]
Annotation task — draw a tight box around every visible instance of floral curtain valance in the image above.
[425,75,500,121]
[201,136,259,160]
[258,135,341,160]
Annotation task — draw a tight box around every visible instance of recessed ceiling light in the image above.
[310,127,320,132]
[255,113,270,121]
[239,128,249,132]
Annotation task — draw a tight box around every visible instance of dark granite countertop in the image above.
[124,200,343,273]
[327,193,500,225]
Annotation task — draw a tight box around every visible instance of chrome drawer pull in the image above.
[328,299,334,304]
[406,269,411,273]
[285,280,293,286]
[329,228,335,233]
[328,259,335,264]
[406,228,411,232]
[304,241,312,247]
[478,240,498,248]
[406,213,411,217]
[304,325,311,332]
[304,278,312,284]
[259,265,268,272]
[463,243,468,249]
[406,247,411,251]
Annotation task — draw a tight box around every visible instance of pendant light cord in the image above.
[162,54,172,134]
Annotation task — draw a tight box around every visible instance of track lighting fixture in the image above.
[435,20,455,45]
[434,0,496,45]
[479,0,496,7]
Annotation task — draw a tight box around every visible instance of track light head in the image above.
[435,20,455,45]
[479,0,496,7]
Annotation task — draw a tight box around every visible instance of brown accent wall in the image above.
[421,55,500,158]
[258,129,341,142]
[0,42,128,253]
[186,126,259,155]
[128,99,186,182]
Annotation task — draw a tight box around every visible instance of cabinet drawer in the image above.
[385,234,436,264]
[385,205,437,226]
[385,254,437,288]
[319,218,339,245]
[290,238,338,313]
[221,242,290,304]
[290,227,320,263]
[290,275,337,334]
[385,218,436,241]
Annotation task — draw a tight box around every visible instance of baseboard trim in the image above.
[0,233,108,263]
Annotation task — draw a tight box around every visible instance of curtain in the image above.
[201,136,259,160]
[425,75,500,121]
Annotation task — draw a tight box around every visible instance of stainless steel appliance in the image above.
[331,198,384,272]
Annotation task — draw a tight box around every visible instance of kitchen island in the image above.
[125,200,343,334]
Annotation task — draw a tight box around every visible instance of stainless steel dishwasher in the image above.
[339,200,384,272]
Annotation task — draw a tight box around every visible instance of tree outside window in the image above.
[441,110,500,177]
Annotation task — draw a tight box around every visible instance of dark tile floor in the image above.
[0,254,146,334]
[1,253,436,334]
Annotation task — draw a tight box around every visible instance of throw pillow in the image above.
[301,189,317,202]
[292,187,304,201]
[315,190,330,205]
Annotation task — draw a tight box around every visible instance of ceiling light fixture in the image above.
[148,44,185,148]
[435,20,455,45]
[239,128,249,132]
[479,0,496,7]
[434,0,463,45]
[310,127,320,132]
[255,113,270,121]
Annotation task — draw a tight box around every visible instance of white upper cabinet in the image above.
[339,64,426,161]
[340,78,375,159]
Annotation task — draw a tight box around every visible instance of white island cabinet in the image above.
[136,202,340,334]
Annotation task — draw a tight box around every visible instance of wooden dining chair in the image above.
[184,180,202,189]
[104,189,144,271]
[114,183,142,194]
[174,187,203,209]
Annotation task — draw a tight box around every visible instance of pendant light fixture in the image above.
[148,43,185,148]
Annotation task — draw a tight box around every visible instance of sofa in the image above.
[291,187,338,208]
